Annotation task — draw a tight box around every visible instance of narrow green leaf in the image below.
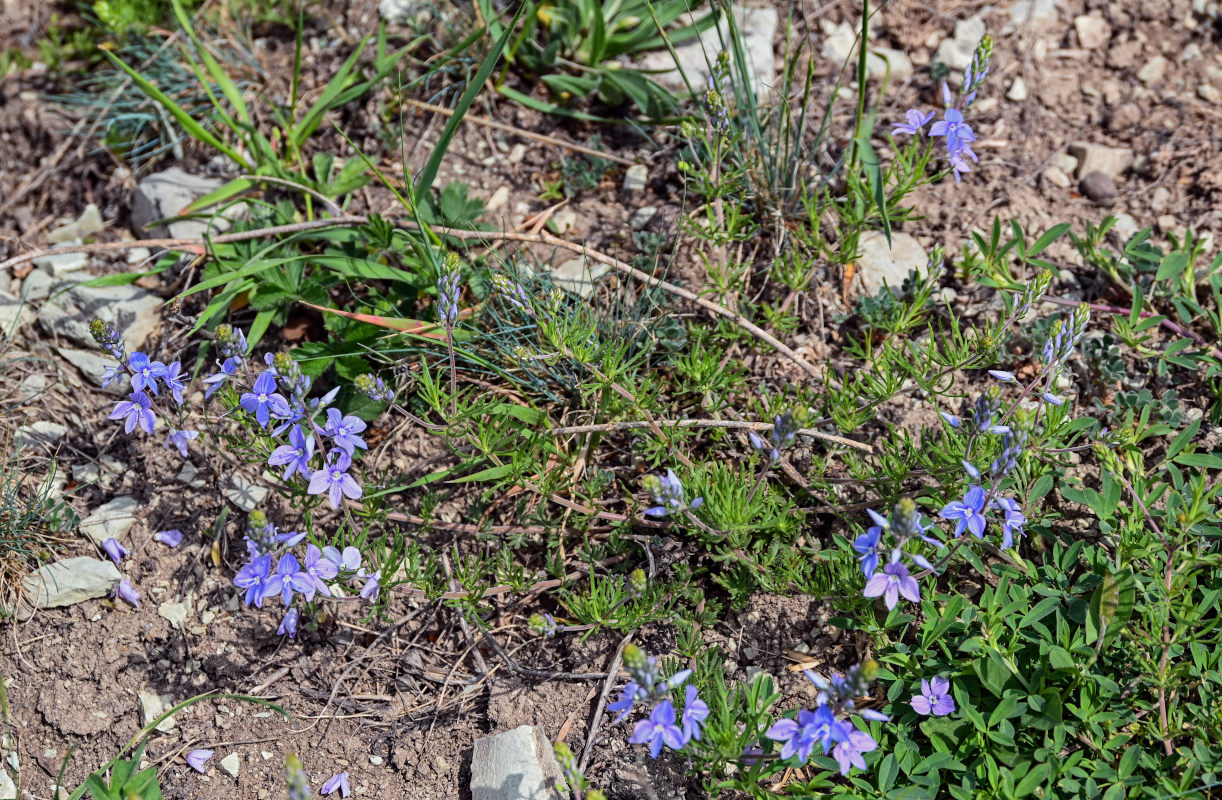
[856,134,891,245]
[1173,452,1222,469]
[451,463,515,484]
[1028,223,1070,257]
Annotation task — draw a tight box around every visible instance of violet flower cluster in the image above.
[765,661,887,776]
[893,35,993,181]
[609,645,709,758]
[854,498,942,610]
[232,511,378,638]
[642,469,704,518]
[748,411,799,465]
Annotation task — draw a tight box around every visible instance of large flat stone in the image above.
[80,496,140,546]
[131,167,247,239]
[635,5,777,100]
[21,557,121,609]
[37,277,162,352]
[471,726,565,800]
[854,231,929,296]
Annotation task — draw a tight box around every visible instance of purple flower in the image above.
[321,772,351,797]
[278,607,300,638]
[323,545,362,574]
[680,685,709,743]
[101,537,127,564]
[264,553,315,605]
[938,411,961,428]
[940,485,987,538]
[185,749,213,773]
[268,425,315,481]
[642,468,703,517]
[234,553,273,607]
[128,352,168,395]
[832,729,878,775]
[113,579,140,607]
[765,709,821,763]
[893,108,934,135]
[302,544,338,597]
[164,428,198,458]
[323,408,368,456]
[101,364,121,389]
[629,699,686,758]
[164,360,188,406]
[864,561,920,610]
[240,370,290,428]
[930,108,976,153]
[608,681,642,722]
[987,370,1015,382]
[911,676,955,716]
[154,529,183,547]
[854,522,884,578]
[948,143,978,182]
[109,392,156,434]
[308,453,362,509]
[360,570,381,601]
[203,356,241,399]
[992,496,1027,549]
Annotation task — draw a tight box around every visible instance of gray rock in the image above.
[853,231,928,296]
[1074,14,1110,49]
[935,16,987,71]
[630,206,658,230]
[1008,0,1058,28]
[33,248,89,277]
[1067,142,1134,179]
[56,347,124,393]
[219,753,240,779]
[158,600,189,629]
[17,269,53,302]
[0,292,31,334]
[1007,77,1029,101]
[1199,84,1221,104]
[177,462,208,489]
[1137,56,1168,84]
[0,766,15,800]
[470,726,564,800]
[37,278,162,352]
[139,691,176,733]
[1112,213,1141,241]
[224,473,269,512]
[131,167,247,239]
[80,496,140,546]
[551,257,611,298]
[47,204,104,244]
[821,23,913,80]
[21,557,121,609]
[15,421,67,449]
[622,164,648,193]
[1079,171,1118,203]
[635,5,777,100]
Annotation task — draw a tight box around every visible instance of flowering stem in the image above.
[446,326,457,418]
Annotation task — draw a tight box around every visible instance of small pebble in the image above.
[1079,171,1117,203]
[369,755,383,766]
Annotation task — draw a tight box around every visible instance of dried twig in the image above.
[578,632,633,774]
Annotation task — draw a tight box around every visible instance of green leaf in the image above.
[1117,743,1142,779]
[1155,251,1189,282]
[1088,568,1135,648]
[1028,223,1071,257]
[856,134,891,245]
[181,177,255,215]
[72,268,166,289]
[1173,453,1222,469]
[1048,646,1076,671]
[988,693,1022,727]
[1016,763,1050,797]
[82,774,118,800]
[1019,596,1061,629]
[451,463,515,484]
[416,4,526,199]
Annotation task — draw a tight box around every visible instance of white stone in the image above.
[1112,213,1140,241]
[33,249,89,277]
[1067,142,1134,179]
[131,167,247,239]
[80,496,140,545]
[1137,56,1168,84]
[378,0,426,23]
[224,473,268,512]
[1007,77,1029,101]
[139,691,176,732]
[17,270,52,302]
[158,600,189,629]
[470,726,564,800]
[1181,43,1203,62]
[1198,84,1221,104]
[551,257,611,299]
[635,5,777,100]
[630,206,657,230]
[219,753,240,779]
[20,557,121,609]
[622,164,648,192]
[1043,166,1071,188]
[47,204,104,244]
[823,23,912,80]
[0,766,15,800]
[1008,0,1058,28]
[15,421,67,449]
[853,231,928,296]
[935,15,987,71]
[1074,14,1111,49]
[486,186,510,213]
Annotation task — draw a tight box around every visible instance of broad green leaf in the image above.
[1088,568,1135,648]
[1028,223,1071,257]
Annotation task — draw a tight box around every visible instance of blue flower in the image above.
[940,485,987,538]
[154,529,183,547]
[109,392,156,434]
[629,699,686,758]
[269,425,315,481]
[101,537,127,564]
[324,408,368,456]
[240,370,290,428]
[323,545,362,575]
[863,561,921,610]
[893,108,934,135]
[203,357,241,399]
[608,681,642,723]
[265,553,315,605]
[765,709,822,763]
[832,729,878,775]
[360,570,381,601]
[321,772,351,797]
[680,685,709,743]
[164,360,188,405]
[992,496,1026,549]
[930,108,976,154]
[308,452,362,509]
[948,144,978,182]
[911,675,955,716]
[113,579,140,607]
[164,428,198,458]
[234,553,272,607]
[302,544,338,597]
[853,523,883,578]
[642,469,703,517]
[101,364,122,389]
[128,353,168,395]
[278,607,299,638]
[185,749,212,773]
